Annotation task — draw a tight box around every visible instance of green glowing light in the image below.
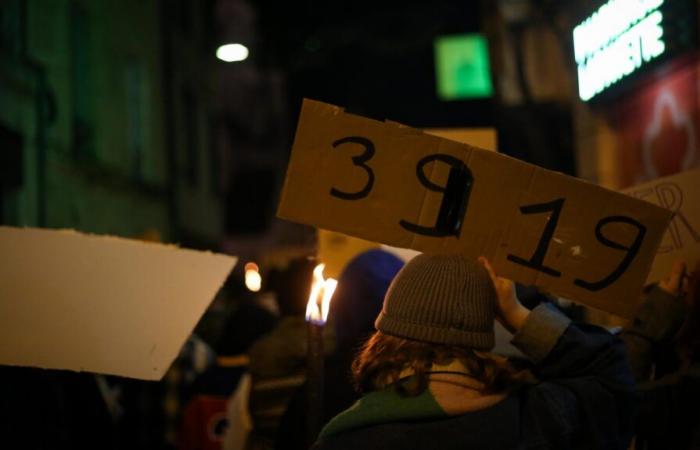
[434,34,493,101]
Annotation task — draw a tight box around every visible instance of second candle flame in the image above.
[305,263,338,325]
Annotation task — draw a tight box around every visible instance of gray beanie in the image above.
[375,253,496,350]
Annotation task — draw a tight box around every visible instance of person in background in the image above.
[247,258,333,450]
[275,249,404,450]
[178,299,277,450]
[170,270,259,450]
[164,334,216,448]
[312,253,637,450]
[621,260,700,450]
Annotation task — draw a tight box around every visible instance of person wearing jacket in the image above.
[275,249,404,450]
[312,253,637,450]
[621,261,700,450]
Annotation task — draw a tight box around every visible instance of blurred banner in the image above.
[318,230,378,279]
[612,61,700,188]
[624,167,700,282]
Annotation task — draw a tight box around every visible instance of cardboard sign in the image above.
[424,128,497,151]
[0,227,236,380]
[624,167,700,282]
[278,99,674,318]
[318,230,379,279]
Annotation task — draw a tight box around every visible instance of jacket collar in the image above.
[320,359,507,439]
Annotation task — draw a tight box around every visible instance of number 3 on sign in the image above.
[329,136,473,237]
[329,137,375,200]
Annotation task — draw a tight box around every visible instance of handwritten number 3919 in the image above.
[328,136,646,292]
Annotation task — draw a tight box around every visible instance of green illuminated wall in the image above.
[1,0,171,238]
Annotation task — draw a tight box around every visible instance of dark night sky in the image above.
[250,0,493,128]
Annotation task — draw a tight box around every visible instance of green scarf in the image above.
[319,383,446,439]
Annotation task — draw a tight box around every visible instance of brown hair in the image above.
[352,331,533,397]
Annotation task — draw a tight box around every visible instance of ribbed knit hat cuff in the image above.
[375,312,495,350]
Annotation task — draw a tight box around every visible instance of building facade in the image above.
[0,0,224,244]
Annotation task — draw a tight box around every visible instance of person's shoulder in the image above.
[317,400,520,450]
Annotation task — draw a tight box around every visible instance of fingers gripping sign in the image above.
[479,257,529,334]
[658,260,689,297]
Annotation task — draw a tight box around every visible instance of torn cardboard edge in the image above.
[0,227,237,380]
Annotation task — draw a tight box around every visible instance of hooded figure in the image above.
[328,249,406,346]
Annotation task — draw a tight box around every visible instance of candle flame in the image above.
[244,262,262,292]
[305,263,338,325]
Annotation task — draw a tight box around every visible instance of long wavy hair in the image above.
[352,331,533,397]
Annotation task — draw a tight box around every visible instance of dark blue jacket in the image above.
[621,287,700,450]
[313,305,637,450]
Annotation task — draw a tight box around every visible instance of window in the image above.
[70,1,95,158]
[181,87,199,186]
[434,34,493,100]
[125,60,146,180]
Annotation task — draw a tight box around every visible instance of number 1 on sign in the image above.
[507,198,564,277]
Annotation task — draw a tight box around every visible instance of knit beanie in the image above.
[375,253,496,350]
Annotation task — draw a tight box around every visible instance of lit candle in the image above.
[305,263,338,442]
[244,262,262,292]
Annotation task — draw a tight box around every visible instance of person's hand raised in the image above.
[658,260,688,297]
[478,257,530,334]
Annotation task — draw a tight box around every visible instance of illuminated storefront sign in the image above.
[434,34,493,100]
[574,0,665,101]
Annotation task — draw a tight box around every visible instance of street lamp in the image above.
[216,43,249,62]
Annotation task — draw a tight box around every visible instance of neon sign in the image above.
[574,0,666,101]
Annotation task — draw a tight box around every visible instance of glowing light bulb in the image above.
[216,43,249,62]
[244,262,261,292]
